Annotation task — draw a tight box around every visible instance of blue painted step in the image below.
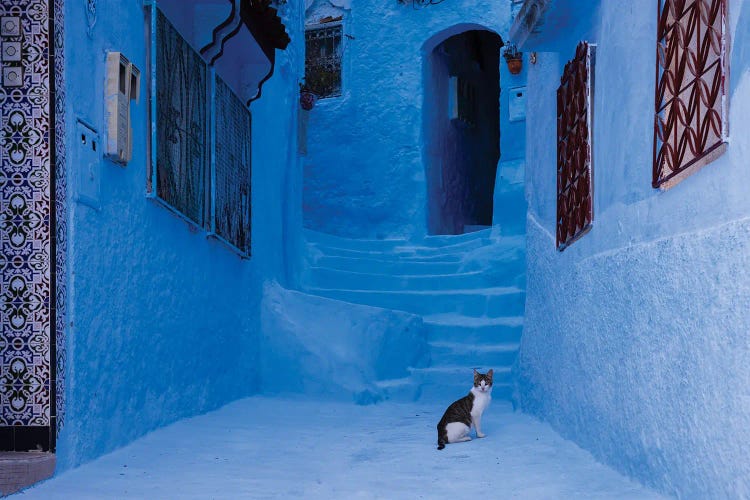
[424,314,524,343]
[303,268,509,292]
[428,341,519,367]
[306,287,526,317]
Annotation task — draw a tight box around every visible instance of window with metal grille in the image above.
[305,24,343,98]
[213,77,252,255]
[653,0,728,189]
[556,41,594,251]
[149,7,253,257]
[154,9,208,226]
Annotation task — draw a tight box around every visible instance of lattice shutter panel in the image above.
[653,0,727,188]
[556,41,593,250]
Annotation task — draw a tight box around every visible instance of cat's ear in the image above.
[487,369,494,379]
[473,368,478,375]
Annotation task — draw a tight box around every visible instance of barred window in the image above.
[214,77,252,255]
[556,41,594,251]
[653,0,728,189]
[154,10,208,225]
[150,7,252,256]
[305,24,343,98]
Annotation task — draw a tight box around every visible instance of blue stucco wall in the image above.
[56,0,304,470]
[514,0,750,497]
[301,0,522,239]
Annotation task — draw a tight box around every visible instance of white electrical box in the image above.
[509,85,526,122]
[105,52,140,165]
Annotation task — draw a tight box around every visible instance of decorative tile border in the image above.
[0,0,61,448]
[53,0,66,437]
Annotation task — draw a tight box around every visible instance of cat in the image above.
[436,369,493,450]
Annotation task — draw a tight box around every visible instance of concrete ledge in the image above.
[0,452,55,496]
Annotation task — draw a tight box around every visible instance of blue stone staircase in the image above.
[301,228,525,402]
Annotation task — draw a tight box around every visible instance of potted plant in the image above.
[503,43,523,75]
[299,81,317,111]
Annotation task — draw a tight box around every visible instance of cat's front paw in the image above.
[477,432,486,438]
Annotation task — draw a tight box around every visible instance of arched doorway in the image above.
[423,28,503,235]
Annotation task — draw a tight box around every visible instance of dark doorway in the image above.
[424,30,502,235]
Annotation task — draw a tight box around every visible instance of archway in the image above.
[423,27,503,235]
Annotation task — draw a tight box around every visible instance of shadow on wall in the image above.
[423,27,503,235]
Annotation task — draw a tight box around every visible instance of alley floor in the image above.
[19,397,665,499]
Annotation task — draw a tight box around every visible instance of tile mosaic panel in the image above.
[0,0,54,434]
[53,0,66,435]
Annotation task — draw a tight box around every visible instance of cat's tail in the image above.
[437,424,447,450]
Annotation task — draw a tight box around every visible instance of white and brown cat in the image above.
[436,369,493,450]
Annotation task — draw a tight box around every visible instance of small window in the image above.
[305,24,343,98]
[653,0,728,189]
[154,9,208,226]
[149,7,252,257]
[556,41,594,251]
[214,77,252,255]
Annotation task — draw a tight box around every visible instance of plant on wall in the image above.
[503,43,523,74]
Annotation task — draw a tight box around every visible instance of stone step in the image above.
[303,229,407,252]
[314,255,463,275]
[419,382,513,402]
[309,245,465,262]
[302,267,512,292]
[424,314,524,343]
[411,366,513,402]
[307,237,491,261]
[428,341,519,367]
[305,287,526,317]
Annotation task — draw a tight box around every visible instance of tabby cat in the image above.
[436,369,493,450]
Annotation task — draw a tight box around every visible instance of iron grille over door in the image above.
[155,10,208,226]
[653,0,728,189]
[556,41,594,250]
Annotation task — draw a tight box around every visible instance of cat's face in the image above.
[473,369,494,393]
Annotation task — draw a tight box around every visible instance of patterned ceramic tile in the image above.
[0,0,53,429]
[53,0,66,434]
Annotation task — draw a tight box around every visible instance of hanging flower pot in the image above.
[300,89,317,111]
[502,43,523,75]
[506,57,523,74]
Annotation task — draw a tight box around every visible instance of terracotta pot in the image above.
[300,90,317,111]
[506,58,522,75]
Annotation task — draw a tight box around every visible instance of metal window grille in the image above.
[556,41,594,250]
[154,9,208,226]
[305,25,342,98]
[213,77,252,255]
[653,0,727,188]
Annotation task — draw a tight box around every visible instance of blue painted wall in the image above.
[301,0,523,239]
[56,0,304,470]
[514,0,750,496]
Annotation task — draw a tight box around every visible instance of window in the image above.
[214,78,252,254]
[154,10,208,226]
[557,41,594,251]
[653,0,728,189]
[149,8,252,256]
[304,24,343,98]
